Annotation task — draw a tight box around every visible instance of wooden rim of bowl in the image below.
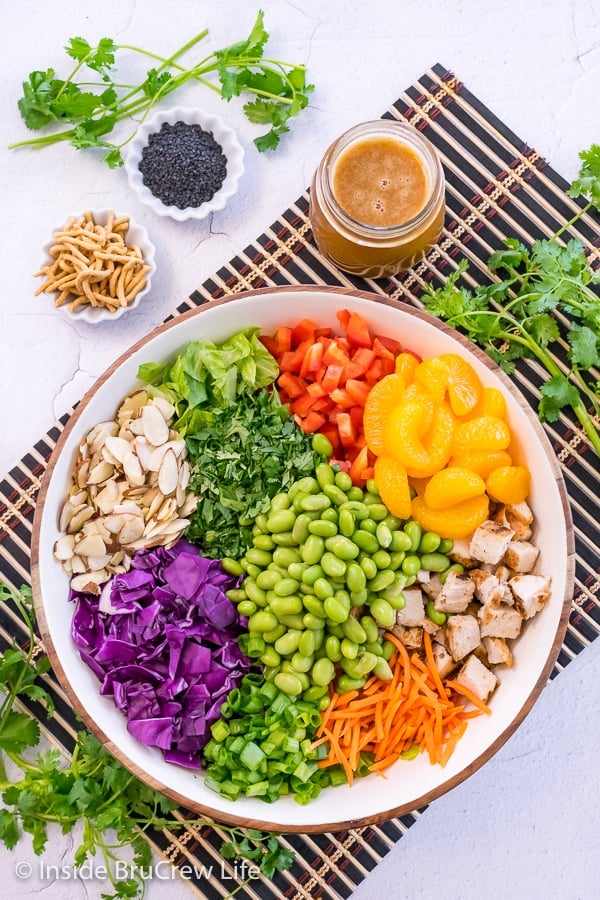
[31,285,575,833]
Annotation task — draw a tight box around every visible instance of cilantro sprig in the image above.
[422,145,600,455]
[9,11,313,166]
[0,584,293,898]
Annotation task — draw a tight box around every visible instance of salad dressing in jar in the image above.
[309,120,445,278]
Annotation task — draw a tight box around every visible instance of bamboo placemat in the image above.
[1,63,599,899]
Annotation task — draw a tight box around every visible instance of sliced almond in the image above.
[54,534,76,560]
[104,435,134,465]
[75,533,107,558]
[142,404,170,446]
[151,396,176,421]
[95,479,121,514]
[87,554,112,571]
[71,571,108,595]
[117,390,148,423]
[87,460,114,485]
[158,448,179,496]
[119,515,145,545]
[123,451,145,487]
[68,505,96,533]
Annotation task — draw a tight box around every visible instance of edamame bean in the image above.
[438,537,454,554]
[346,561,367,593]
[292,491,309,512]
[301,534,325,565]
[273,548,301,568]
[312,432,333,458]
[269,595,303,617]
[403,520,422,552]
[341,617,367,644]
[254,513,269,532]
[346,651,378,677]
[221,557,243,576]
[226,588,247,603]
[246,547,273,567]
[244,580,267,606]
[324,594,350,625]
[302,564,324,586]
[263,624,288,643]
[376,522,393,548]
[291,651,314,673]
[373,657,393,681]
[369,597,395,628]
[368,569,396,592]
[271,531,297,547]
[260,646,281,668]
[350,588,369,606]
[426,600,447,626]
[353,529,379,554]
[270,492,291,511]
[334,470,353,492]
[273,577,300,597]
[311,657,336,686]
[267,509,296,533]
[381,639,395,661]
[248,610,279,632]
[323,483,348,506]
[372,549,392,570]
[360,557,378,580]
[321,507,339,524]
[365,503,388,521]
[347,486,364,502]
[360,615,379,644]
[275,629,302,656]
[316,462,335,489]
[326,535,360,560]
[295,476,319,494]
[321,551,347,579]
[298,630,316,657]
[253,534,276,551]
[419,552,451,573]
[303,595,326,617]
[278,613,306,630]
[303,612,325,630]
[308,519,338,538]
[339,500,369,520]
[303,684,329,703]
[235,596,257,618]
[401,554,422,577]
[325,635,342,661]
[361,518,377,534]
[419,531,442,554]
[340,638,358,659]
[390,530,412,552]
[338,509,355,537]
[301,493,331,513]
[366,478,379,495]
[287,562,307,581]
[274,672,303,696]
[314,577,334,600]
[244,562,262,580]
[337,674,366,693]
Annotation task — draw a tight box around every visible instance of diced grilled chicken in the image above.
[395,587,425,627]
[446,614,481,661]
[509,574,552,619]
[478,603,523,639]
[447,537,476,568]
[392,624,423,649]
[470,520,514,565]
[434,570,475,613]
[455,654,498,703]
[470,568,505,606]
[506,500,534,525]
[494,506,533,541]
[502,541,540,574]
[420,573,443,600]
[432,641,457,678]
[482,635,513,667]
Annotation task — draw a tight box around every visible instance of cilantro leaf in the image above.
[142,68,174,100]
[568,324,600,368]
[567,143,600,208]
[17,70,61,128]
[0,810,20,850]
[0,712,39,753]
[527,313,561,348]
[539,375,580,422]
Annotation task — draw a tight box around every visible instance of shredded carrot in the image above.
[315,632,490,785]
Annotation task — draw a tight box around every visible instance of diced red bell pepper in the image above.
[300,410,327,433]
[323,342,350,367]
[337,412,357,450]
[300,341,324,377]
[346,312,373,348]
[373,333,403,355]
[291,318,317,345]
[344,348,377,380]
[345,378,371,407]
[290,392,318,416]
[277,371,307,399]
[321,364,344,392]
[336,309,351,330]
[275,326,293,353]
[259,334,279,356]
[349,445,370,483]
[329,388,355,409]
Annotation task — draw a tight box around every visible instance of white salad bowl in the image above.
[32,286,574,832]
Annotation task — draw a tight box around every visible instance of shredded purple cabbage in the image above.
[70,539,251,768]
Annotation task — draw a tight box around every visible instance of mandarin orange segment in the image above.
[363,373,406,455]
[411,493,490,540]
[383,397,435,465]
[413,356,451,404]
[394,351,419,388]
[452,415,511,453]
[462,386,507,421]
[403,403,455,479]
[438,353,482,417]
[448,449,513,479]
[485,465,531,505]
[373,455,412,519]
[424,466,486,511]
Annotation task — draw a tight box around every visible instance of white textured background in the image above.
[1,1,599,897]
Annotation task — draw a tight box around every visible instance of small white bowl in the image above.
[125,107,245,222]
[36,209,156,325]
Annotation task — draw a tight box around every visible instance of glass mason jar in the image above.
[309,120,445,278]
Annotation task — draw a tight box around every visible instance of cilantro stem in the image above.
[553,199,594,239]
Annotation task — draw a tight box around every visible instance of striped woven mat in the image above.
[1,63,599,899]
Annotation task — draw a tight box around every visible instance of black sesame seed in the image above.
[138,121,228,210]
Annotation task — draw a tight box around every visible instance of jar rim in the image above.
[320,119,445,238]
